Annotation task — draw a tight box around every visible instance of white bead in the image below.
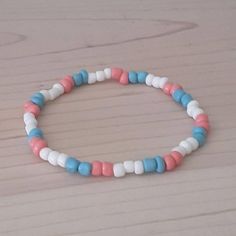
[25,123,37,135]
[104,68,112,79]
[187,105,195,117]
[57,153,68,168]
[49,87,62,100]
[172,146,187,157]
[187,100,199,110]
[24,112,37,126]
[179,140,193,155]
[53,83,64,95]
[96,71,106,82]
[186,137,199,151]
[145,74,154,86]
[192,107,205,120]
[48,151,60,166]
[159,77,168,89]
[88,73,97,84]
[134,160,144,175]
[113,163,126,177]
[151,76,161,88]
[123,160,135,173]
[39,147,52,161]
[40,90,50,102]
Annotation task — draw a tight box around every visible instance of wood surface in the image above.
[0,0,236,235]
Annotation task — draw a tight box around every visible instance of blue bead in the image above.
[193,133,206,146]
[143,158,157,173]
[192,127,207,137]
[172,89,186,103]
[65,157,80,173]
[128,71,138,84]
[79,69,88,84]
[181,93,193,108]
[154,156,166,173]
[137,71,148,83]
[72,73,83,87]
[31,92,45,108]
[78,162,92,176]
[28,128,44,140]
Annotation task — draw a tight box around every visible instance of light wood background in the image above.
[0,0,236,235]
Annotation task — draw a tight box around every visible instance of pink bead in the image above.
[29,138,47,157]
[24,101,40,117]
[195,114,209,123]
[164,154,176,171]
[170,151,183,166]
[60,76,74,93]
[170,84,183,95]
[92,161,102,176]
[102,162,114,176]
[111,68,123,81]
[119,71,129,85]
[163,82,173,96]
[194,121,210,132]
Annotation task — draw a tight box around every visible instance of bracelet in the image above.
[23,68,210,178]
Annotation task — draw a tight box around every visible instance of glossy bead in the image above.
[60,76,74,93]
[78,162,92,176]
[134,160,144,175]
[96,71,106,82]
[111,68,123,80]
[179,140,193,155]
[91,161,103,176]
[193,133,206,146]
[102,162,113,176]
[88,73,97,84]
[137,71,148,83]
[172,146,187,157]
[128,71,138,84]
[48,151,60,166]
[79,69,89,83]
[104,68,112,79]
[123,160,135,173]
[181,93,193,108]
[113,163,126,177]
[39,147,52,161]
[164,154,176,171]
[163,82,173,96]
[52,83,64,95]
[186,137,199,151]
[195,114,209,123]
[28,128,43,140]
[151,76,161,88]
[154,156,166,173]
[172,89,185,103]
[192,127,207,137]
[159,77,168,89]
[24,102,40,117]
[194,121,210,132]
[57,153,68,168]
[65,157,80,173]
[142,158,157,173]
[72,73,83,86]
[145,74,154,86]
[170,84,182,95]
[119,71,129,85]
[170,151,183,166]
[187,100,199,110]
[31,92,45,108]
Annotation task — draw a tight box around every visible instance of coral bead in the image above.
[102,162,113,176]
[60,76,74,93]
[194,121,210,132]
[24,102,40,117]
[164,154,176,171]
[163,82,173,96]
[119,71,129,85]
[196,114,209,123]
[170,84,182,95]
[170,151,183,166]
[30,138,47,157]
[111,68,123,80]
[91,161,103,176]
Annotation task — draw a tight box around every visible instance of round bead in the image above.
[194,121,210,132]
[31,92,45,108]
[142,158,157,173]
[39,90,50,102]
[164,154,176,171]
[170,84,182,95]
[48,151,60,166]
[134,160,144,175]
[60,76,74,93]
[186,137,199,151]
[28,128,43,140]
[181,93,193,108]
[172,146,187,157]
[52,83,64,95]
[96,71,106,82]
[145,74,154,86]
[73,73,83,86]
[88,73,97,84]
[111,68,123,80]
[170,151,183,166]
[23,112,36,124]
[123,160,135,173]
[91,161,102,176]
[192,108,205,120]
[179,140,193,155]
[57,153,68,168]
[104,68,112,79]
[151,76,161,88]
[39,147,52,161]
[192,126,207,137]
[195,114,209,123]
[187,100,199,110]
[65,157,80,173]
[137,71,148,83]
[154,156,166,173]
[159,77,168,89]
[192,133,206,146]
[113,163,126,178]
[172,89,186,103]
[24,102,40,117]
[79,69,89,83]
[24,114,38,126]
[102,162,113,176]
[163,82,173,96]
[78,162,92,176]
[25,123,37,135]
[119,71,129,85]
[128,71,138,84]
[49,86,63,100]
[31,138,47,157]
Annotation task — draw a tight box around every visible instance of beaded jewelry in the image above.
[23,68,210,178]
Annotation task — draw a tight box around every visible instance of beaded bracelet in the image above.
[23,68,210,178]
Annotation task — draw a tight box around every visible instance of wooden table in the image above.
[1,0,236,235]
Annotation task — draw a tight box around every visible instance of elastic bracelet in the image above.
[23,68,210,178]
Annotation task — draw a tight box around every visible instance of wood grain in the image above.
[0,0,236,235]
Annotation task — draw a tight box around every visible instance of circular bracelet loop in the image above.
[23,68,210,178]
